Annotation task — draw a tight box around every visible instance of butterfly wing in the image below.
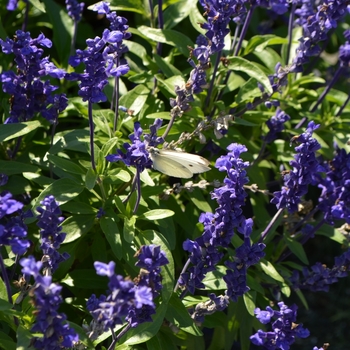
[149,149,193,178]
[158,150,211,174]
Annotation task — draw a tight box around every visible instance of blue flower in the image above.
[290,248,350,292]
[0,174,8,186]
[65,0,84,22]
[20,256,79,349]
[36,195,70,274]
[291,1,349,72]
[250,302,310,349]
[180,144,265,296]
[316,147,350,224]
[106,119,164,173]
[135,244,169,270]
[0,191,30,255]
[88,245,168,330]
[265,108,291,143]
[106,122,152,173]
[271,121,321,213]
[0,31,67,124]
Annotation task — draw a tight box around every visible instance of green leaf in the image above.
[244,35,288,56]
[154,55,182,78]
[238,297,254,350]
[61,214,95,243]
[85,168,98,190]
[246,274,265,295]
[100,214,123,260]
[47,154,86,175]
[259,259,284,282]
[280,282,291,297]
[16,325,33,350]
[119,84,151,116]
[253,47,282,71]
[163,0,194,30]
[0,121,41,142]
[0,299,13,311]
[123,302,168,345]
[49,129,90,154]
[202,265,227,290]
[29,0,46,12]
[0,331,16,350]
[236,77,264,103]
[145,336,163,350]
[135,26,193,56]
[189,188,213,213]
[188,4,207,35]
[316,224,349,245]
[123,216,136,243]
[227,57,273,94]
[67,269,108,289]
[105,169,131,183]
[106,0,147,15]
[155,74,186,95]
[60,201,97,215]
[243,290,256,316]
[44,0,72,62]
[32,178,84,210]
[284,236,309,264]
[138,209,174,221]
[295,289,309,309]
[146,111,172,120]
[0,160,39,176]
[166,294,202,335]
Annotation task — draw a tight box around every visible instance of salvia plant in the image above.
[0,0,350,349]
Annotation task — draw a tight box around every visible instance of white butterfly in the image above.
[148,147,211,178]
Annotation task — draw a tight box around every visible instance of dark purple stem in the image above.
[108,323,132,350]
[336,91,350,117]
[22,1,29,32]
[295,66,344,129]
[285,2,296,65]
[277,219,326,263]
[259,208,283,243]
[112,57,120,133]
[234,5,255,56]
[205,51,222,110]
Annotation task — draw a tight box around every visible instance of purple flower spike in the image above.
[265,108,291,143]
[106,119,163,173]
[271,121,321,213]
[36,195,69,273]
[65,0,85,22]
[0,191,30,255]
[20,256,79,349]
[250,302,310,349]
[0,31,67,124]
[88,245,167,330]
[179,144,265,297]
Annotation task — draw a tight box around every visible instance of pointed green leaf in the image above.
[259,259,284,282]
[100,214,123,260]
[135,26,193,56]
[0,160,39,175]
[243,290,256,316]
[284,236,309,264]
[227,57,273,94]
[32,178,84,209]
[47,154,86,175]
[0,121,41,142]
[138,209,174,221]
[123,216,136,243]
